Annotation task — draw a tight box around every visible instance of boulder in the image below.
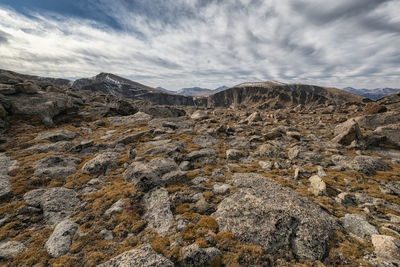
[331,155,391,175]
[213,184,232,194]
[193,135,218,147]
[142,188,173,236]
[190,110,208,120]
[0,241,26,258]
[226,149,244,160]
[186,148,217,161]
[123,157,178,191]
[339,214,378,241]
[33,155,81,178]
[332,119,362,146]
[354,111,400,130]
[0,83,17,95]
[23,187,79,225]
[82,152,119,174]
[15,81,40,94]
[371,235,400,262]
[45,219,78,257]
[374,123,400,147]
[97,244,174,267]
[35,130,77,142]
[308,175,326,196]
[212,173,339,261]
[181,244,222,267]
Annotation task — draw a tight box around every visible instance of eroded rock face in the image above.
[212,173,339,261]
[33,155,81,178]
[374,123,400,147]
[45,219,78,257]
[142,188,173,236]
[97,244,174,267]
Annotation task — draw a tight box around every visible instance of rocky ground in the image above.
[0,77,400,266]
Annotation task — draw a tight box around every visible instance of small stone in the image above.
[226,149,244,160]
[317,166,327,177]
[259,160,273,170]
[143,188,173,236]
[308,175,326,196]
[190,110,208,120]
[105,199,124,216]
[213,184,232,194]
[82,152,119,174]
[45,219,78,257]
[100,229,113,240]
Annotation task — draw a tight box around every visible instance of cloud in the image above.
[0,0,399,90]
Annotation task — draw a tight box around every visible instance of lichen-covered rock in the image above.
[104,199,124,216]
[339,214,378,241]
[33,155,81,178]
[331,155,391,175]
[212,173,339,261]
[82,152,119,174]
[108,112,152,126]
[97,244,174,267]
[308,175,326,196]
[142,188,173,236]
[45,219,78,257]
[0,153,13,197]
[332,119,362,146]
[23,187,79,225]
[0,241,26,258]
[35,130,77,142]
[181,244,222,267]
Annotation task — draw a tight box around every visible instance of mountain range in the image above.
[343,87,400,100]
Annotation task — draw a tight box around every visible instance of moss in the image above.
[85,251,106,267]
[175,203,191,214]
[150,235,169,254]
[50,255,79,267]
[197,217,219,232]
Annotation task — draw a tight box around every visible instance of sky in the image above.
[0,0,399,91]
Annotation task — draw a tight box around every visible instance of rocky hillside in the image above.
[1,72,400,266]
[178,86,229,97]
[72,73,196,106]
[199,82,365,109]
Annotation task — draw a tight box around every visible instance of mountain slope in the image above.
[72,73,195,106]
[343,87,400,100]
[200,82,364,109]
[178,85,230,96]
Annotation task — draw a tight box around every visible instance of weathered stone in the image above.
[98,244,174,267]
[332,119,362,146]
[331,155,391,175]
[23,187,79,225]
[45,219,78,257]
[35,130,77,142]
[258,160,273,170]
[82,152,119,174]
[181,244,222,267]
[186,148,217,161]
[245,112,262,124]
[374,123,400,147]
[105,199,124,216]
[339,214,378,240]
[115,130,153,145]
[161,170,187,186]
[28,141,74,153]
[0,241,26,258]
[0,103,7,119]
[190,110,208,120]
[213,184,232,194]
[108,112,152,126]
[0,83,16,95]
[0,153,13,197]
[143,188,173,236]
[212,173,339,261]
[33,155,81,178]
[193,135,218,147]
[15,81,40,94]
[354,111,400,130]
[258,143,285,158]
[308,175,326,196]
[226,149,244,160]
[371,235,400,261]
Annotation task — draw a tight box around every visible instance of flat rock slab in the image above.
[23,187,79,225]
[143,188,173,236]
[108,112,152,126]
[212,173,339,261]
[35,130,77,142]
[331,155,391,175]
[97,244,174,267]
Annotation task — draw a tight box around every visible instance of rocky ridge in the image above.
[0,71,400,266]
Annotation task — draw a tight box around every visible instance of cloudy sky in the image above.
[0,0,399,90]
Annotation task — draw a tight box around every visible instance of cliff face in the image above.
[200,82,364,109]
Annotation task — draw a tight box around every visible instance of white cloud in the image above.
[0,0,399,90]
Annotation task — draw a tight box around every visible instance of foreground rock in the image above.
[82,152,119,174]
[212,173,339,261]
[97,244,174,267]
[332,119,362,146]
[45,219,78,257]
[0,241,26,258]
[33,155,81,178]
[181,244,222,267]
[142,188,173,236]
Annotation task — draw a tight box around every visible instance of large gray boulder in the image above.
[33,155,81,178]
[331,155,391,175]
[35,130,77,142]
[212,173,339,261]
[123,157,178,191]
[82,152,119,174]
[45,219,78,257]
[97,244,174,267]
[142,188,173,236]
[332,119,362,146]
[181,244,222,267]
[23,187,79,225]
